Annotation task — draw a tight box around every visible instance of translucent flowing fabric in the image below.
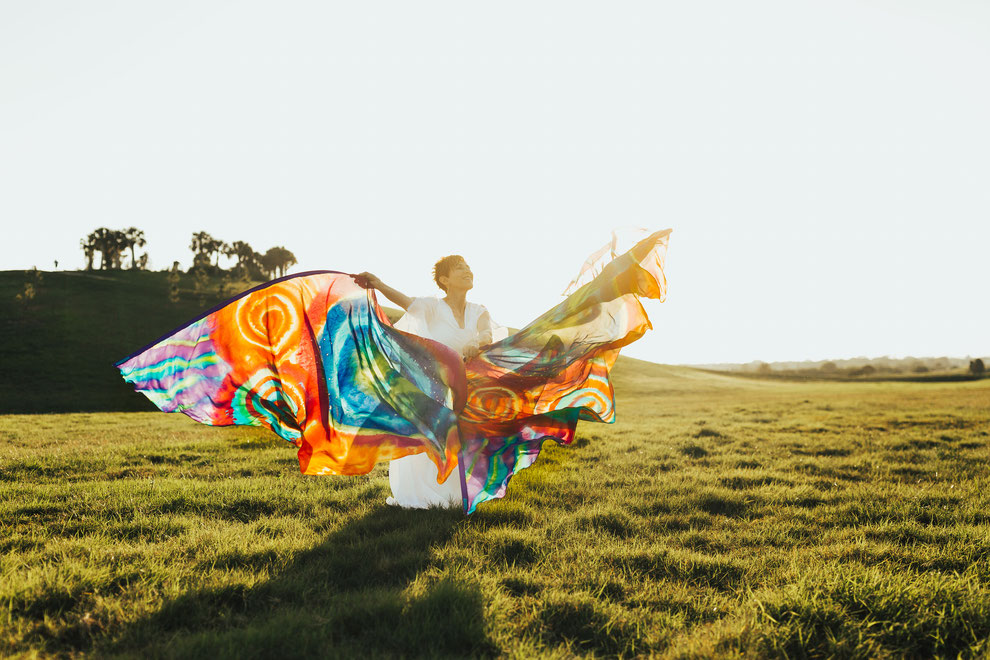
[117,229,670,512]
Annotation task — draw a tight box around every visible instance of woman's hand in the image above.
[353,272,413,310]
[354,272,382,289]
[462,339,484,361]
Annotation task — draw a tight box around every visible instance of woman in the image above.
[355,255,497,508]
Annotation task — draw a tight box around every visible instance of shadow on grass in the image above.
[107,506,496,659]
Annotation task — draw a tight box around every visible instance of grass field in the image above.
[3,360,989,658]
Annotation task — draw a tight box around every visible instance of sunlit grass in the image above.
[2,367,989,658]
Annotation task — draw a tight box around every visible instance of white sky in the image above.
[2,1,988,365]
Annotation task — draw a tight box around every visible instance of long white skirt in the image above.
[387,453,462,509]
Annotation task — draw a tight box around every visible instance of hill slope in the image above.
[1,270,731,413]
[1,270,260,413]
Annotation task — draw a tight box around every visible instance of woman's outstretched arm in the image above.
[353,272,413,310]
[462,310,495,360]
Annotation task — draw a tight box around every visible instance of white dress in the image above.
[387,297,493,509]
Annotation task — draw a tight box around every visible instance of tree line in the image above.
[80,228,147,270]
[738,356,988,379]
[79,228,297,280]
[188,231,296,279]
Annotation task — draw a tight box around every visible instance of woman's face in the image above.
[443,259,474,292]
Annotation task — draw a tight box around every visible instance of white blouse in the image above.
[394,297,493,357]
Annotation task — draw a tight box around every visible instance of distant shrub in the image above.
[14,268,43,303]
[971,359,986,377]
[218,271,234,298]
[193,266,210,306]
[167,262,181,304]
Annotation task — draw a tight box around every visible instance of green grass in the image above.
[3,364,989,658]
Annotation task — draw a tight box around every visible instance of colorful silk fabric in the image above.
[116,275,467,481]
[117,229,671,513]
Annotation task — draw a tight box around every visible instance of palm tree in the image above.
[189,232,228,270]
[211,239,229,268]
[123,227,146,269]
[82,227,134,270]
[227,241,261,278]
[80,235,96,270]
[91,228,116,270]
[190,231,214,260]
[260,248,278,279]
[117,232,133,268]
[262,246,297,278]
[247,249,265,280]
[280,248,297,277]
[223,241,240,264]
[109,229,126,269]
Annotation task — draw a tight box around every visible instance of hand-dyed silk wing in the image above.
[460,228,671,512]
[116,272,466,481]
[117,229,671,512]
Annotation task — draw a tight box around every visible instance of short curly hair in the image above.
[433,255,465,292]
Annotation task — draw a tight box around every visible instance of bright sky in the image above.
[2,1,988,365]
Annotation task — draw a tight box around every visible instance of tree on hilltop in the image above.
[971,359,986,377]
[83,228,125,270]
[80,238,95,270]
[86,229,106,269]
[189,231,213,259]
[81,228,148,270]
[212,240,229,268]
[122,227,147,270]
[189,232,228,270]
[261,246,297,279]
[226,241,264,279]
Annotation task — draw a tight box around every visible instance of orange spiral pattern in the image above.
[232,286,304,359]
[467,386,526,422]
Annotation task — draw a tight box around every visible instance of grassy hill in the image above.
[0,269,266,413]
[0,269,731,414]
[1,270,422,414]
